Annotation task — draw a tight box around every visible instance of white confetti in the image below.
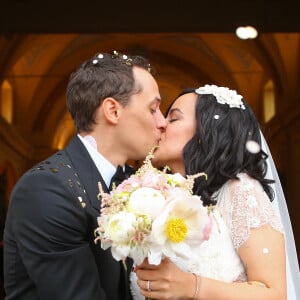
[246,140,260,154]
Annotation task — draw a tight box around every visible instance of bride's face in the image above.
[153,93,197,175]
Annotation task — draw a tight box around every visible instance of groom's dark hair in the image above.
[66,52,152,133]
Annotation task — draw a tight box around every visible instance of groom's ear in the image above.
[102,97,122,125]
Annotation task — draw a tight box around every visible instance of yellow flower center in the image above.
[165,218,188,243]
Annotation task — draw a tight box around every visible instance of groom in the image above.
[4,52,167,299]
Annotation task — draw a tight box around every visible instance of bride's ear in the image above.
[102,97,122,124]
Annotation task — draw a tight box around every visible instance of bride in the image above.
[131,85,299,299]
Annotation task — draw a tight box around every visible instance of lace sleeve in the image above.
[217,173,284,250]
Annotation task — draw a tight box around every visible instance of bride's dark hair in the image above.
[171,89,274,206]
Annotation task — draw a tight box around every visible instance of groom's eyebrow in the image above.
[151,97,161,104]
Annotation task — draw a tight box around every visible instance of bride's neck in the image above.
[169,162,185,176]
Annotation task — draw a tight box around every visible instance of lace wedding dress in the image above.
[130,173,284,300]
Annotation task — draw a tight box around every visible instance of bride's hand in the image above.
[135,258,195,300]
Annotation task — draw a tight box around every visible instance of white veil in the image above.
[260,131,300,299]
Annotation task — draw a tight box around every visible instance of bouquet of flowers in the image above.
[94,150,214,266]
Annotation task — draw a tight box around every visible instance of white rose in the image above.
[128,187,166,219]
[105,211,136,243]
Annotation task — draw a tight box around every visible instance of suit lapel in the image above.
[65,136,134,299]
[65,136,108,211]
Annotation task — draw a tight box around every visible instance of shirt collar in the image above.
[77,134,116,188]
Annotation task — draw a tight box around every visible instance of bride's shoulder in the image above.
[215,173,270,213]
[220,173,271,210]
[227,173,264,194]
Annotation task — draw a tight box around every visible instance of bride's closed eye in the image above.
[167,112,180,123]
[168,118,178,123]
[167,107,183,123]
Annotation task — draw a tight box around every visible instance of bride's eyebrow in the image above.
[168,108,183,115]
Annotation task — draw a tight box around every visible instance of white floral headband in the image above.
[195,84,246,110]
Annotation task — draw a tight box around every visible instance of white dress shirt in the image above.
[77,134,116,188]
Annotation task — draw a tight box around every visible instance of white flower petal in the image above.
[111,244,130,261]
[101,240,112,250]
[129,187,165,219]
[106,211,136,243]
[148,247,163,265]
[129,247,148,265]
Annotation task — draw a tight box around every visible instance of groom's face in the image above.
[117,67,167,160]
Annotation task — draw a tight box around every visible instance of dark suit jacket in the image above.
[4,136,133,300]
